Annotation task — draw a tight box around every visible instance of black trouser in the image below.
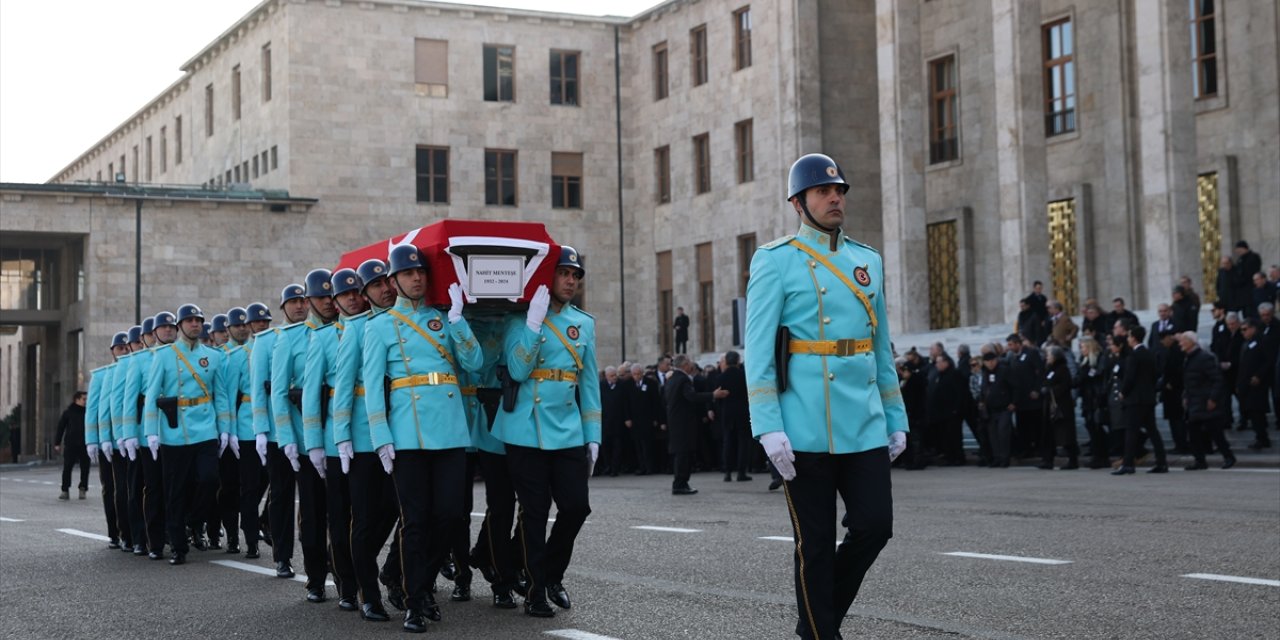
[131,446,166,553]
[507,444,591,603]
[110,450,133,546]
[783,449,893,640]
[391,448,466,610]
[721,418,752,476]
[61,445,91,492]
[1188,416,1234,464]
[1164,399,1187,451]
[1015,408,1041,455]
[987,411,1013,466]
[672,451,692,489]
[216,447,240,545]
[937,416,964,463]
[1122,404,1167,468]
[965,410,990,464]
[125,457,146,548]
[1244,408,1271,445]
[325,456,359,600]
[675,338,687,354]
[349,451,402,606]
[441,453,475,585]
[96,450,119,541]
[296,454,329,591]
[600,424,622,475]
[238,440,269,546]
[1082,404,1109,464]
[161,440,219,555]
[266,442,296,563]
[1040,416,1080,465]
[472,451,518,589]
[630,425,654,474]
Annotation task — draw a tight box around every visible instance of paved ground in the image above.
[1,462,1277,640]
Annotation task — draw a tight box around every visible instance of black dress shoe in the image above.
[361,602,390,622]
[524,599,556,618]
[276,561,295,578]
[547,582,571,609]
[226,543,240,554]
[492,588,517,609]
[737,474,753,481]
[244,543,259,559]
[1111,466,1135,476]
[403,609,428,633]
[672,486,699,495]
[107,539,121,550]
[1147,465,1169,474]
[423,593,441,622]
[440,559,457,581]
[386,586,407,611]
[169,552,186,566]
[133,544,146,556]
[768,478,783,491]
[260,527,272,547]
[338,596,358,611]
[723,473,732,482]
[207,536,223,551]
[190,532,207,552]
[1221,456,1237,470]
[148,551,163,560]
[306,587,327,603]
[1184,462,1209,471]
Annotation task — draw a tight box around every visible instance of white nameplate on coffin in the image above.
[467,255,525,298]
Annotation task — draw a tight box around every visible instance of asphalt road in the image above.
[2,463,1277,640]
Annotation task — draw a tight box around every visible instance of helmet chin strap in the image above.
[798,197,841,252]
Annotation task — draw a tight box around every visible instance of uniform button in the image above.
[808,260,817,268]
[534,397,541,404]
[447,392,454,398]
[869,377,876,384]
[822,317,831,324]
[405,356,412,362]
[539,358,545,364]
[540,337,547,343]
[412,394,421,400]
[400,338,407,343]
[828,373,835,380]
[820,287,827,294]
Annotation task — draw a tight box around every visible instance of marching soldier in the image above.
[361,243,483,633]
[232,302,273,558]
[86,331,132,549]
[745,154,907,640]
[333,258,405,621]
[272,269,337,603]
[210,307,247,555]
[114,324,146,555]
[121,313,173,559]
[143,304,233,565]
[302,268,366,612]
[211,314,230,348]
[491,246,602,619]
[253,284,309,579]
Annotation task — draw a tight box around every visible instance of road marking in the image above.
[545,630,624,640]
[0,517,25,522]
[210,559,336,586]
[941,552,1072,565]
[1183,573,1280,587]
[57,528,113,542]
[10,478,25,482]
[41,481,54,485]
[1224,468,1280,474]
[631,525,702,533]
[759,536,794,542]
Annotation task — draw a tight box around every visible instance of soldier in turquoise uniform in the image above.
[302,268,367,612]
[142,304,233,566]
[121,314,172,559]
[253,284,309,578]
[272,269,336,604]
[745,154,908,640]
[109,325,144,554]
[210,313,230,348]
[232,302,273,559]
[360,244,483,633]
[207,307,248,556]
[332,259,404,622]
[491,245,602,618]
[86,331,132,549]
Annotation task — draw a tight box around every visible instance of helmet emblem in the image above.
[322,282,331,290]
[409,252,419,261]
[346,276,355,285]
[825,166,838,178]
[374,265,384,273]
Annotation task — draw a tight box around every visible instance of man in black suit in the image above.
[1237,318,1273,450]
[662,355,726,494]
[1005,334,1044,458]
[673,308,690,354]
[1114,325,1169,474]
[1149,304,1176,353]
[1171,286,1198,332]
[624,364,662,475]
[1103,298,1140,338]
[1157,330,1188,453]
[598,367,627,477]
[1179,332,1235,470]
[716,351,752,482]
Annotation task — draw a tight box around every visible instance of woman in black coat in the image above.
[1040,347,1079,469]
[927,355,967,465]
[1074,337,1110,468]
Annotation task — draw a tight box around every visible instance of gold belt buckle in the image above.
[426,372,442,385]
[834,339,855,356]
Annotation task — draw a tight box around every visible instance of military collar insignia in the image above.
[427,318,444,332]
[566,325,580,340]
[198,357,209,368]
[854,266,871,287]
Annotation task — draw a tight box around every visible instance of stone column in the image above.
[1133,0,1198,306]
[990,0,1048,321]
[875,0,928,334]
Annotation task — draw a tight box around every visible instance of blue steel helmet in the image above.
[142,316,156,335]
[201,323,211,340]
[211,314,230,333]
[331,268,363,297]
[111,331,129,349]
[227,307,249,327]
[387,244,426,277]
[152,311,177,329]
[357,259,389,291]
[279,283,306,308]
[246,302,272,322]
[786,153,849,201]
[556,245,585,278]
[127,326,143,344]
[176,303,205,324]
[304,268,333,298]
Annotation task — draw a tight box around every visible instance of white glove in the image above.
[526,285,551,333]
[377,443,395,475]
[147,435,160,459]
[338,441,354,475]
[888,431,907,462]
[586,442,599,478]
[117,438,125,451]
[87,444,99,461]
[218,432,229,458]
[101,440,114,460]
[124,438,138,462]
[255,433,268,466]
[760,431,796,481]
[448,283,466,324]
[229,435,240,459]
[284,443,300,472]
[308,448,327,480]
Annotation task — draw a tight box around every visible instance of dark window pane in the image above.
[502,153,514,174]
[550,53,561,78]
[416,176,430,202]
[486,180,498,205]
[502,179,516,206]
[416,148,429,173]
[565,79,577,105]
[1203,60,1217,94]
[434,177,448,203]
[552,177,565,208]
[551,78,563,104]
[567,178,581,208]
[1200,20,1215,54]
[565,54,577,77]
[434,149,447,170]
[483,47,498,101]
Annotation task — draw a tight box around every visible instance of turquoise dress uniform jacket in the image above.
[468,317,506,455]
[251,327,281,441]
[491,304,603,450]
[361,298,482,452]
[143,340,232,446]
[271,320,321,450]
[302,321,341,456]
[222,341,255,441]
[745,224,908,454]
[109,353,136,445]
[85,366,109,447]
[331,311,376,453]
[96,364,121,445]
[120,346,162,442]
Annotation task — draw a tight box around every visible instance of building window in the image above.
[737,233,756,297]
[414,38,448,97]
[96,170,102,182]
[175,116,183,164]
[415,146,449,204]
[693,133,711,194]
[205,84,214,137]
[550,50,579,106]
[657,251,673,354]
[653,41,668,101]
[551,152,583,209]
[159,126,167,173]
[242,161,249,182]
[271,145,278,169]
[1042,18,1075,136]
[132,146,138,183]
[733,6,752,70]
[145,137,153,181]
[107,163,113,181]
[226,169,232,184]
[1191,0,1217,98]
[118,155,125,180]
[262,43,273,102]
[232,65,242,120]
[483,45,515,102]
[234,165,241,183]
[484,149,517,206]
[734,119,753,183]
[697,242,715,350]
[262,150,269,173]
[690,25,708,86]
[654,145,671,203]
[929,55,959,163]
[252,156,259,178]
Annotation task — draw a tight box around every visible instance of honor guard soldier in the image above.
[121,314,173,559]
[143,304,233,565]
[209,308,247,555]
[361,243,484,633]
[272,269,337,603]
[302,268,367,612]
[211,314,230,348]
[233,302,273,558]
[745,154,908,640]
[253,284,309,578]
[110,325,145,554]
[200,322,214,348]
[333,259,404,621]
[86,331,132,548]
[491,245,602,618]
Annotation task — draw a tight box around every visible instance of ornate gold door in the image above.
[1047,199,1079,316]
[926,221,959,329]
[1197,172,1221,304]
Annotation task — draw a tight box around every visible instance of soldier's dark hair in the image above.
[1129,325,1147,342]
[724,351,741,366]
